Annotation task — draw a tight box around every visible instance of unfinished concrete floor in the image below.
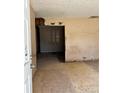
[33,54,99,93]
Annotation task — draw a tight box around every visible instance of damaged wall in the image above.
[45,17,99,62]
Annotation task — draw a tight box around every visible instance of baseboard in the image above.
[65,58,99,63]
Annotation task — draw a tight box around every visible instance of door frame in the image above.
[24,0,32,93]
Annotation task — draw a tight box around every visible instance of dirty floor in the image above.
[33,54,99,93]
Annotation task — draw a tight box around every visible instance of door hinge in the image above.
[30,64,36,69]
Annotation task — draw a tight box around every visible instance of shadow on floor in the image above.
[37,52,65,63]
[83,60,99,72]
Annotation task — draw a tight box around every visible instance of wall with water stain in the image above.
[45,17,99,61]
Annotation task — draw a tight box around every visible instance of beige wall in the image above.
[30,6,37,77]
[45,17,99,61]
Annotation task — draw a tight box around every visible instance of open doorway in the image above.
[36,25,65,63]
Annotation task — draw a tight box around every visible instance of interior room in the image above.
[29,0,99,93]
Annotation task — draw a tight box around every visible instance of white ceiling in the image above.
[31,0,99,18]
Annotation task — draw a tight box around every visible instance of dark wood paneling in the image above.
[38,26,65,53]
[35,18,45,53]
[35,18,45,25]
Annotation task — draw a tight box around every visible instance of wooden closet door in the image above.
[52,26,64,52]
[39,26,64,53]
[39,26,52,52]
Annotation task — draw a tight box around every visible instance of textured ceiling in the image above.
[31,0,99,18]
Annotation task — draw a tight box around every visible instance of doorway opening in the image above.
[36,25,65,63]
